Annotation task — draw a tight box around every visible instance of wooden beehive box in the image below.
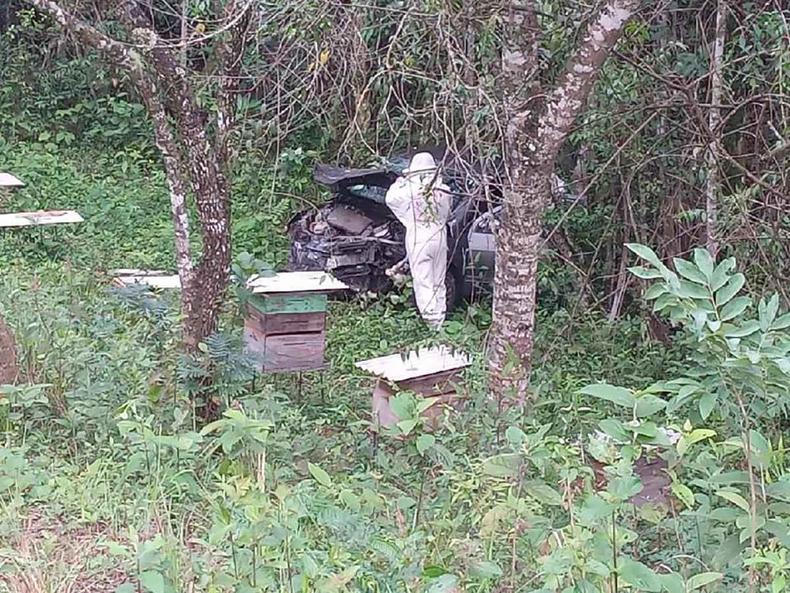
[243,271,348,372]
[355,346,471,430]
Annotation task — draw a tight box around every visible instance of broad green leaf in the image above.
[618,558,662,592]
[643,283,667,300]
[638,503,668,524]
[720,296,751,321]
[139,572,166,593]
[608,475,643,501]
[724,320,760,338]
[654,292,678,312]
[422,566,447,578]
[677,428,716,457]
[710,257,735,291]
[687,572,723,590]
[389,393,414,420]
[668,384,699,412]
[578,495,615,525]
[660,572,685,593]
[677,280,710,300]
[673,257,708,284]
[340,489,360,511]
[630,266,663,280]
[416,434,435,456]
[524,480,563,506]
[416,397,439,414]
[479,505,508,537]
[672,482,696,508]
[765,520,790,547]
[482,453,522,478]
[579,384,635,408]
[115,585,136,593]
[693,248,715,280]
[320,566,359,592]
[716,490,750,512]
[772,312,790,330]
[469,560,503,579]
[715,273,745,306]
[505,426,526,447]
[772,574,787,593]
[748,430,771,468]
[736,513,765,533]
[397,419,419,436]
[308,462,332,487]
[712,535,745,568]
[766,480,790,502]
[426,574,460,593]
[635,394,666,417]
[598,418,631,442]
[708,507,743,521]
[699,392,717,420]
[626,243,663,268]
[709,471,752,485]
[759,294,780,331]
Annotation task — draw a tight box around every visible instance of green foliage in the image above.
[3,0,789,587]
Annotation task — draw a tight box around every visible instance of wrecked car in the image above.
[286,150,499,308]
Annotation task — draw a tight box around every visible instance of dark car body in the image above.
[286,149,499,305]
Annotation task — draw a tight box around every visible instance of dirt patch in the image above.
[0,509,129,593]
[0,315,19,385]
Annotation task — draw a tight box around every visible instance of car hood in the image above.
[313,164,395,193]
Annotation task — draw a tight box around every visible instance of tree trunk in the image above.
[705,0,726,258]
[489,0,642,405]
[490,168,550,404]
[33,0,241,352]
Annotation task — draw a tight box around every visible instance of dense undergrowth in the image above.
[2,142,790,593]
[2,31,790,593]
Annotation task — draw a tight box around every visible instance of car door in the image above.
[464,205,500,293]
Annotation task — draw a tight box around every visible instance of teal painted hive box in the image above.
[244,272,349,372]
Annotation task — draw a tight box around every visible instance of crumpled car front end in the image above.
[286,197,406,294]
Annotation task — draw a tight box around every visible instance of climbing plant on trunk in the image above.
[489,0,643,405]
[29,0,251,351]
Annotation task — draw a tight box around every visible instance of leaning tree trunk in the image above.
[31,0,245,353]
[489,0,642,405]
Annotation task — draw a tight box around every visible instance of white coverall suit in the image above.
[385,153,452,329]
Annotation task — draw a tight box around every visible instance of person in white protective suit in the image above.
[385,152,452,329]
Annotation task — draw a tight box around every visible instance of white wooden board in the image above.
[113,273,180,289]
[356,345,471,382]
[247,271,349,294]
[110,268,169,276]
[0,173,24,187]
[0,210,83,228]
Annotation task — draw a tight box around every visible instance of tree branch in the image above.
[214,0,252,165]
[30,0,144,74]
[538,0,641,159]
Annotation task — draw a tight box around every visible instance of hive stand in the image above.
[244,271,349,373]
[355,346,471,431]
